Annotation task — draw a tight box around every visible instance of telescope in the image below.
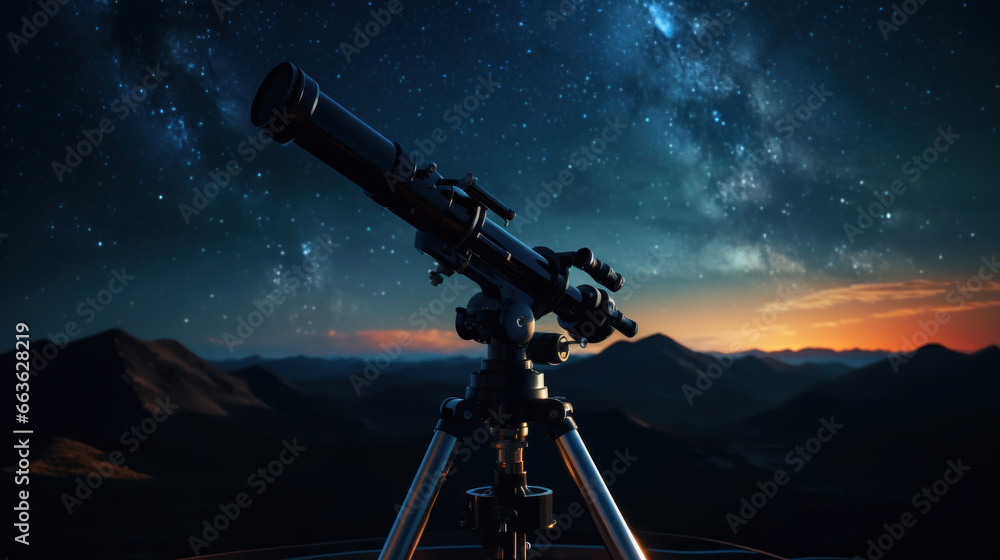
[252,62,646,560]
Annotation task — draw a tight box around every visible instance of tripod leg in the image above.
[554,428,646,560]
[379,429,460,560]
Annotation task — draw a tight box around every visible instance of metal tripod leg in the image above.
[378,429,460,560]
[554,428,647,560]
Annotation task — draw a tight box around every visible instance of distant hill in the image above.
[215,333,840,436]
[211,338,891,379]
[749,343,1000,433]
[215,354,369,380]
[3,329,996,560]
[213,352,481,382]
[543,333,838,432]
[18,329,371,475]
[738,347,891,368]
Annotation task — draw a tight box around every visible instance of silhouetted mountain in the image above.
[751,343,1000,433]
[740,346,890,368]
[742,343,1000,521]
[211,354,267,371]
[799,360,855,376]
[292,357,480,438]
[214,353,481,384]
[4,329,996,560]
[546,333,835,431]
[211,334,866,434]
[271,334,838,436]
[15,329,370,476]
[218,354,367,380]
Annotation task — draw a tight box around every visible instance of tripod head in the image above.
[251,63,638,362]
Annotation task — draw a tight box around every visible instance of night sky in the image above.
[2,0,998,359]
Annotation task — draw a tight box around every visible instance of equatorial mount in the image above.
[384,169,644,560]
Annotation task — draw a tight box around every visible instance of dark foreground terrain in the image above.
[6,329,998,559]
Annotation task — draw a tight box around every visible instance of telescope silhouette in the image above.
[252,62,646,560]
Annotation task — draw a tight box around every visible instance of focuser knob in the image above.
[526,333,587,365]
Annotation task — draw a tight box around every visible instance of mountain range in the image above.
[4,329,997,559]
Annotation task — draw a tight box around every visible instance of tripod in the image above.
[378,304,648,560]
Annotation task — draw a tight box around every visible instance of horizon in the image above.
[34,326,998,364]
[4,2,999,375]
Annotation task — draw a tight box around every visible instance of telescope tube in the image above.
[251,62,635,338]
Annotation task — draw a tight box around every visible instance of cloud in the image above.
[871,299,1000,319]
[785,280,948,311]
[332,328,469,354]
[810,318,865,328]
[780,279,1000,322]
[868,308,927,319]
[205,327,474,358]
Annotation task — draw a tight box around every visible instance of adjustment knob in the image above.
[499,301,535,345]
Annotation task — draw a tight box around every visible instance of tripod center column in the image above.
[494,423,529,480]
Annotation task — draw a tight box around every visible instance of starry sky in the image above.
[2,0,998,359]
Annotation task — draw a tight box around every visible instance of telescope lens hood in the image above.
[251,62,317,144]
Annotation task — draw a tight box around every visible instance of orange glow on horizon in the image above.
[634,278,1000,354]
[215,276,999,358]
[328,328,470,354]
